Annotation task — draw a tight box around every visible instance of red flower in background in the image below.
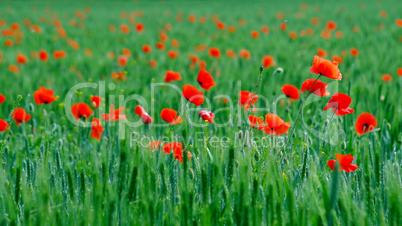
[149,141,161,152]
[248,115,264,130]
[33,87,58,105]
[239,91,258,106]
[91,118,103,140]
[323,93,354,116]
[0,94,5,105]
[382,74,392,82]
[39,50,48,62]
[198,110,214,123]
[12,108,31,126]
[317,49,327,58]
[118,55,128,67]
[135,105,153,124]
[142,44,152,54]
[326,20,337,30]
[163,142,191,162]
[183,85,204,106]
[111,71,127,82]
[239,49,251,59]
[310,55,342,81]
[281,84,300,100]
[397,68,402,76]
[0,119,9,132]
[165,71,182,83]
[328,154,358,173]
[101,105,127,121]
[262,55,275,68]
[355,113,377,135]
[161,108,182,125]
[350,48,359,57]
[91,96,101,109]
[167,50,178,59]
[53,50,66,59]
[17,53,28,65]
[262,113,290,136]
[135,23,144,33]
[71,103,93,120]
[197,68,216,91]
[208,47,221,58]
[300,79,330,96]
[156,42,165,50]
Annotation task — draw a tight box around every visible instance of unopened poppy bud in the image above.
[259,65,264,73]
[28,103,35,113]
[274,67,284,74]
[189,168,194,180]
[386,122,391,130]
[235,160,239,168]
[307,137,313,145]
[340,141,347,150]
[238,130,243,140]
[91,101,97,109]
[380,95,385,102]
[17,95,23,101]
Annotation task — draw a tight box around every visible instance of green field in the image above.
[0,1,401,225]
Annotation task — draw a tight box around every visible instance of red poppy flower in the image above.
[197,68,216,91]
[326,21,337,30]
[262,113,291,136]
[53,50,66,59]
[250,30,259,38]
[167,50,178,59]
[261,25,269,34]
[160,108,182,125]
[71,103,93,120]
[12,108,31,126]
[281,84,300,100]
[101,105,127,121]
[17,53,28,65]
[163,142,191,162]
[310,55,342,81]
[199,110,214,123]
[316,49,327,58]
[262,55,276,68]
[226,50,236,58]
[208,47,221,58]
[328,154,358,173]
[0,119,9,132]
[382,74,393,82]
[216,21,225,30]
[39,50,48,62]
[118,55,128,67]
[248,115,264,130]
[239,91,258,106]
[289,31,297,40]
[142,44,152,54]
[111,71,126,82]
[195,44,207,51]
[0,94,5,105]
[171,39,180,48]
[135,23,144,33]
[355,113,377,135]
[156,42,165,50]
[183,85,204,106]
[149,141,161,152]
[91,96,101,109]
[135,105,153,124]
[323,93,354,116]
[227,26,236,33]
[280,22,287,31]
[350,48,359,57]
[332,55,343,64]
[300,79,330,97]
[188,54,199,64]
[397,68,402,77]
[33,87,58,105]
[122,48,131,56]
[239,49,251,59]
[91,118,103,140]
[9,65,20,74]
[165,71,182,83]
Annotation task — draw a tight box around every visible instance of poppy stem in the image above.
[320,111,336,148]
[284,74,322,148]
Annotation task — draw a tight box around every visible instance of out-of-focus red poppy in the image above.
[261,25,269,34]
[216,21,225,30]
[239,49,251,59]
[165,71,181,83]
[5,39,13,47]
[91,96,101,109]
[135,105,153,124]
[311,17,319,25]
[120,24,130,34]
[396,19,402,27]
[332,55,343,64]
[328,154,358,172]
[198,60,207,68]
[289,31,297,40]
[118,55,128,67]
[323,93,354,116]
[111,71,127,82]
[250,30,259,39]
[382,74,392,82]
[208,47,221,58]
[171,39,180,48]
[91,118,103,140]
[227,26,236,33]
[9,65,20,74]
[199,17,207,24]
[109,25,116,32]
[67,39,79,50]
[135,23,144,33]
[12,108,31,126]
[148,59,157,69]
[160,32,168,42]
[17,53,28,65]
[197,68,216,91]
[183,85,204,106]
[262,113,291,136]
[276,12,284,20]
[317,49,327,58]
[163,142,191,162]
[0,94,5,105]
[188,54,198,64]
[199,110,214,123]
[310,55,342,81]
[262,55,276,68]
[161,108,182,125]
[379,10,387,18]
[71,103,93,120]
[226,50,236,58]
[101,105,127,121]
[149,141,161,152]
[326,21,337,30]
[280,22,287,31]
[195,44,207,51]
[188,14,196,23]
[397,68,402,76]
[39,50,48,62]
[249,115,264,130]
[0,119,9,132]
[355,113,377,135]
[301,79,330,97]
[353,26,359,33]
[156,42,165,50]
[350,48,359,57]
[167,50,178,59]
[33,87,58,105]
[53,50,66,59]
[281,84,300,100]
[239,91,258,107]
[122,48,131,56]
[142,44,152,54]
